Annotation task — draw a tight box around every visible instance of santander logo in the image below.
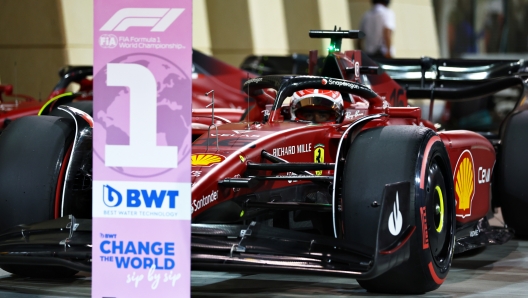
[100,8,184,32]
[388,192,403,236]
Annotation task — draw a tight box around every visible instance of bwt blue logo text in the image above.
[103,185,179,208]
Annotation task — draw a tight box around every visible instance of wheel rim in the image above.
[426,160,452,268]
[434,185,444,233]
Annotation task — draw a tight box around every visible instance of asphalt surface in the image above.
[0,213,527,297]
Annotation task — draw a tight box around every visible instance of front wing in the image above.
[0,206,512,277]
[0,196,416,280]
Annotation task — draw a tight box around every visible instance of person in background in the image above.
[357,0,396,59]
[448,0,477,57]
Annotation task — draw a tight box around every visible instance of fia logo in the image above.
[388,192,403,236]
[99,34,118,49]
[100,8,184,32]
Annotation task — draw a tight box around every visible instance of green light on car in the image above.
[327,39,341,54]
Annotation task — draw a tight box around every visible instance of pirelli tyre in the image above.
[495,108,528,236]
[340,125,455,294]
[0,115,78,278]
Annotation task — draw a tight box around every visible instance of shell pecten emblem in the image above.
[454,150,475,218]
[191,153,226,167]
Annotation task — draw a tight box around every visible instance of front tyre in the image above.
[0,116,78,278]
[341,126,455,294]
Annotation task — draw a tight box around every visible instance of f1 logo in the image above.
[100,8,184,32]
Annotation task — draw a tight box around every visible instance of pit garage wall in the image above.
[0,0,93,101]
[0,0,438,99]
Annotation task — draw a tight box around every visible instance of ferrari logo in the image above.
[191,153,225,167]
[454,150,475,218]
[314,144,324,176]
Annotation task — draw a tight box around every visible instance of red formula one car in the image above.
[0,84,42,129]
[0,30,524,294]
[0,49,251,132]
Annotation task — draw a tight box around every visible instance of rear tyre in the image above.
[0,116,78,278]
[341,126,455,294]
[495,109,528,236]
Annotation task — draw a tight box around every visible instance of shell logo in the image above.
[454,150,475,218]
[191,153,225,167]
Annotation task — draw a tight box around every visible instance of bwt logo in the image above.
[103,185,179,208]
[100,8,184,32]
[99,34,118,48]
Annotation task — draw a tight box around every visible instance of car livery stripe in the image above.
[38,92,74,116]
[59,107,81,217]
[55,143,73,219]
[420,136,441,189]
[379,226,415,255]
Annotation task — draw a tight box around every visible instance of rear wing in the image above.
[374,57,528,99]
[374,57,528,126]
[403,76,528,101]
[376,57,526,82]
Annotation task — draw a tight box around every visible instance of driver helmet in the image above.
[290,89,344,123]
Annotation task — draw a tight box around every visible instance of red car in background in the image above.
[0,49,253,130]
[0,84,41,129]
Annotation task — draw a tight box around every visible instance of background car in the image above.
[0,49,255,133]
[0,83,42,129]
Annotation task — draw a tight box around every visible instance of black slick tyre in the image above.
[495,109,528,236]
[0,115,78,278]
[340,125,455,294]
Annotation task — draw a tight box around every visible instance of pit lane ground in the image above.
[0,212,527,297]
